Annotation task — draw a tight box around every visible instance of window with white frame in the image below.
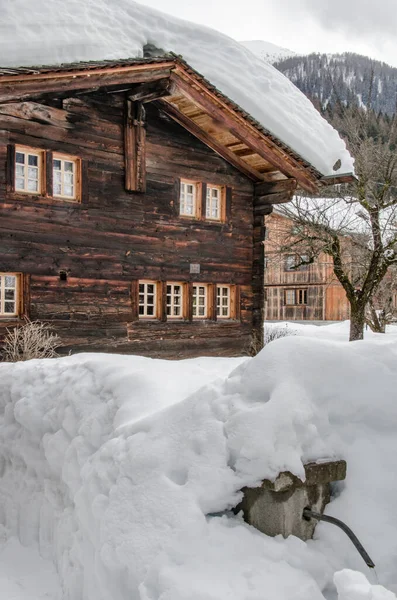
[138,281,157,318]
[206,185,222,220]
[15,147,43,194]
[53,155,78,200]
[192,284,208,318]
[180,180,197,217]
[0,274,20,317]
[166,283,184,318]
[217,285,231,319]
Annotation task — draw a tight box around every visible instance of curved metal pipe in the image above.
[303,508,375,569]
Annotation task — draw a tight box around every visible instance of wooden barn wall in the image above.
[0,97,255,358]
[263,212,350,322]
[264,285,325,321]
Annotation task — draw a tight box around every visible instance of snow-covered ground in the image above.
[265,319,397,343]
[1,323,397,599]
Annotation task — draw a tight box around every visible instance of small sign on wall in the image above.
[190,263,200,274]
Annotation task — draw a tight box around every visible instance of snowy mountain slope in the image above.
[241,40,296,64]
[275,52,397,116]
[0,0,353,176]
[1,335,397,599]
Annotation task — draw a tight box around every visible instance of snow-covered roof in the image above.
[0,0,354,178]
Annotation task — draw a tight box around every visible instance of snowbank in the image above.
[0,0,353,177]
[334,570,396,600]
[1,337,397,598]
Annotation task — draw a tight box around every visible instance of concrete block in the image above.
[236,460,346,540]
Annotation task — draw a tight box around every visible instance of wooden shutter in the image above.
[225,186,232,222]
[21,274,31,319]
[80,159,89,204]
[172,178,181,216]
[159,281,167,322]
[201,182,207,220]
[232,285,241,321]
[131,280,139,321]
[6,144,15,193]
[208,283,217,321]
[45,150,53,198]
[185,282,193,322]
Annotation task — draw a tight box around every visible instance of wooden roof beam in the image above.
[158,99,264,181]
[172,71,319,193]
[0,63,174,104]
[127,79,174,103]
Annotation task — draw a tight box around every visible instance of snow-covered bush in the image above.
[264,324,296,345]
[2,319,60,362]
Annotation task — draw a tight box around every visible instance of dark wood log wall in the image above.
[0,96,257,358]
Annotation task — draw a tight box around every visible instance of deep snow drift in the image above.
[1,335,397,599]
[0,0,353,177]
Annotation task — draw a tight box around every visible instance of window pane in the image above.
[54,183,62,195]
[16,164,24,176]
[139,284,144,293]
[147,306,154,316]
[139,305,145,315]
[28,167,38,179]
[28,154,38,167]
[28,179,38,192]
[5,290,15,300]
[16,152,25,164]
[4,302,15,313]
[54,171,62,184]
[53,159,61,170]
[64,161,74,172]
[16,177,25,190]
[5,276,15,287]
[64,185,73,197]
[65,173,74,185]
[147,295,154,304]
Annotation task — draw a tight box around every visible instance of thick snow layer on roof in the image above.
[0,0,354,177]
[1,331,397,599]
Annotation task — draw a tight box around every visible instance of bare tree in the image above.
[277,106,397,341]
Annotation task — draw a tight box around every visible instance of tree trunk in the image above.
[349,306,366,341]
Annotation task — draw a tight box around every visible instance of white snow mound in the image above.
[334,570,397,600]
[1,337,397,599]
[0,0,353,177]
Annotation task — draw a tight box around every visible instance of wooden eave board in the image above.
[171,67,320,192]
[165,93,280,181]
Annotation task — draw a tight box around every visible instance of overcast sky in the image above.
[141,0,397,67]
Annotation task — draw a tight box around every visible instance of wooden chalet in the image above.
[264,212,350,322]
[0,53,352,357]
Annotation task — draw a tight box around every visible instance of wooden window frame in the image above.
[138,280,159,319]
[284,288,308,306]
[205,184,226,222]
[0,273,22,318]
[192,283,209,319]
[14,146,45,196]
[179,179,201,219]
[166,282,186,320]
[53,153,81,202]
[216,284,237,320]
